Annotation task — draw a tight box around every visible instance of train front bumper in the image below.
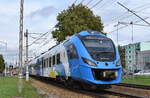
[79,65,122,84]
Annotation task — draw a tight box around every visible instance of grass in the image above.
[122,75,150,86]
[0,77,41,98]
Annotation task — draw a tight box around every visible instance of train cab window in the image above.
[67,44,78,59]
[53,55,55,65]
[49,57,51,67]
[57,54,61,64]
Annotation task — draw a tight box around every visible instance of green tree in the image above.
[0,54,5,73]
[118,46,126,68]
[52,4,104,42]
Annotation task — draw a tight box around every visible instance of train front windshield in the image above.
[81,36,116,61]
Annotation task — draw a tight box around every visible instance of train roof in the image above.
[78,30,106,37]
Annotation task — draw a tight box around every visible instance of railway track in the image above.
[101,90,142,98]
[30,75,144,98]
[111,83,150,98]
[116,83,150,90]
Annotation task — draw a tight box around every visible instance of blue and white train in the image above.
[28,30,122,87]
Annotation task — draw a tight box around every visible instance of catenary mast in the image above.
[19,0,24,78]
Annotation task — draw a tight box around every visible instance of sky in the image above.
[0,0,150,65]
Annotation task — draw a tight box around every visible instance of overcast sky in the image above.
[0,0,150,65]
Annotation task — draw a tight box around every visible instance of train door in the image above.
[39,58,43,76]
[65,43,80,78]
[61,45,70,78]
[41,58,44,76]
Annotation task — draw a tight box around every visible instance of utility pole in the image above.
[110,17,149,33]
[19,0,24,78]
[25,29,29,81]
[117,2,150,26]
[114,22,120,46]
[117,21,149,43]
[131,22,133,43]
[117,23,119,46]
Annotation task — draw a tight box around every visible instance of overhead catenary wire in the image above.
[97,0,125,11]
[109,18,148,33]
[41,39,53,47]
[28,27,54,47]
[28,32,49,47]
[80,0,86,4]
[118,22,150,27]
[117,2,150,26]
[28,33,43,35]
[86,0,93,6]
[29,34,47,40]
[90,0,103,9]
[96,0,114,10]
[27,27,55,60]
[96,0,125,18]
[100,0,125,9]
[29,35,38,39]
[117,21,150,44]
[104,2,150,27]
[73,0,78,4]
[109,17,150,33]
[29,38,53,60]
[135,11,150,15]
[40,33,52,47]
[116,2,150,20]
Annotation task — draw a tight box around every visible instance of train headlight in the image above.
[82,57,96,66]
[116,60,121,67]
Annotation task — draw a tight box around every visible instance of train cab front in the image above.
[79,58,122,85]
[77,31,122,85]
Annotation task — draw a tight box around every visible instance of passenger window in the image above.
[67,44,78,59]
[49,57,51,67]
[37,59,40,65]
[47,58,49,67]
[42,59,44,66]
[45,59,47,68]
[43,59,45,68]
[43,59,46,68]
[57,54,61,64]
[53,55,55,65]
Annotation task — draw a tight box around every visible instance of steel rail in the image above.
[116,83,150,90]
